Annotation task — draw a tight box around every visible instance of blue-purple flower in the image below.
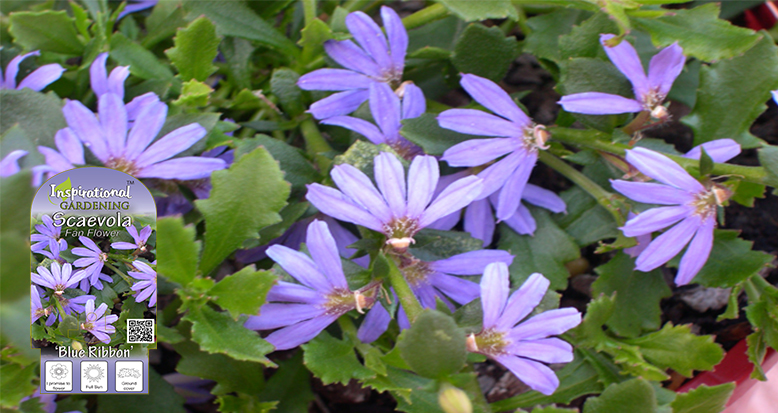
[466,263,581,395]
[1,51,64,91]
[357,250,514,343]
[31,214,68,260]
[244,220,380,350]
[129,260,157,307]
[559,34,685,119]
[118,0,159,19]
[0,150,27,177]
[72,236,113,291]
[307,152,482,250]
[31,262,87,295]
[772,90,778,104]
[48,294,95,325]
[81,298,118,344]
[612,145,740,285]
[297,6,407,119]
[89,53,158,120]
[322,82,425,158]
[438,73,549,221]
[112,225,153,251]
[31,285,50,325]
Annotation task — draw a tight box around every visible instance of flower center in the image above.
[104,157,140,176]
[384,217,420,252]
[399,259,432,288]
[522,125,550,153]
[690,185,731,219]
[467,329,508,356]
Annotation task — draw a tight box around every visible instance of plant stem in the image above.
[299,118,333,171]
[402,3,448,30]
[751,274,776,294]
[386,254,423,323]
[303,0,317,26]
[538,150,626,225]
[342,0,374,12]
[743,279,761,302]
[337,316,358,341]
[104,261,133,286]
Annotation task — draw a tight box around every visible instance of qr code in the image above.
[127,319,154,344]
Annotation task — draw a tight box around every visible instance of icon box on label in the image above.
[81,361,108,392]
[115,361,144,392]
[45,361,73,392]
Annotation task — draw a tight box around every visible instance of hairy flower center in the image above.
[323,288,361,315]
[384,217,420,252]
[467,329,508,356]
[691,185,731,219]
[104,157,140,176]
[522,125,550,153]
[400,259,432,288]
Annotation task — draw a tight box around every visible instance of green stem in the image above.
[743,279,761,302]
[299,118,333,171]
[104,261,133,286]
[337,316,358,341]
[402,3,449,30]
[342,0,374,12]
[538,150,626,225]
[386,254,423,323]
[548,126,773,187]
[303,0,317,26]
[751,275,776,294]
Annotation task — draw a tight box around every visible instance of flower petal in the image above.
[509,307,582,341]
[495,151,537,221]
[401,82,425,120]
[330,164,392,222]
[475,150,526,200]
[381,6,407,75]
[306,184,385,232]
[126,92,160,121]
[497,273,549,331]
[267,281,324,304]
[369,82,402,139]
[89,53,109,96]
[297,68,373,91]
[107,65,130,98]
[266,244,332,292]
[55,128,85,165]
[626,147,705,192]
[494,355,559,396]
[419,175,482,228]
[437,109,525,138]
[429,273,480,305]
[244,303,325,330]
[323,40,382,78]
[135,123,206,168]
[460,73,531,127]
[507,337,574,364]
[504,204,536,235]
[480,262,510,329]
[683,139,741,164]
[441,137,520,167]
[265,314,340,351]
[306,220,348,289]
[620,205,692,237]
[461,199,493,246]
[430,250,513,275]
[522,184,566,213]
[63,100,109,162]
[601,34,649,99]
[647,42,685,99]
[98,94,128,158]
[635,214,702,272]
[357,304,392,343]
[374,152,406,218]
[124,101,168,160]
[346,11,391,70]
[321,115,385,145]
[4,52,38,89]
[136,157,226,180]
[406,155,439,219]
[611,180,694,205]
[17,64,65,91]
[674,216,714,286]
[308,89,369,120]
[0,150,27,177]
[558,92,644,115]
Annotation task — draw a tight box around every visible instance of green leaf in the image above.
[699,147,714,176]
[0,89,65,149]
[209,266,276,320]
[9,10,84,55]
[671,383,735,413]
[682,36,778,148]
[270,68,304,117]
[172,79,213,107]
[302,331,375,385]
[0,171,35,302]
[532,407,579,413]
[668,230,773,288]
[156,217,200,286]
[110,33,174,80]
[633,4,761,62]
[196,146,290,275]
[435,0,517,22]
[524,9,584,64]
[746,295,778,354]
[397,310,466,379]
[498,209,581,291]
[143,0,188,48]
[400,113,477,156]
[451,23,519,82]
[559,12,619,60]
[621,324,724,377]
[591,253,671,338]
[183,0,298,57]
[166,16,220,82]
[97,370,185,413]
[236,135,319,195]
[746,331,768,380]
[217,395,277,413]
[583,379,656,413]
[174,336,268,395]
[257,351,314,412]
[299,18,333,66]
[729,180,765,207]
[411,228,483,261]
[759,145,778,189]
[184,305,275,365]
[0,363,38,408]
[362,366,442,412]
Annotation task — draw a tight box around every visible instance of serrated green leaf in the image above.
[592,253,671,338]
[172,79,213,107]
[183,0,298,57]
[236,135,319,196]
[498,209,580,291]
[1,172,35,302]
[110,33,174,80]
[143,0,188,48]
[156,217,200,286]
[0,89,65,149]
[257,351,313,412]
[299,18,332,67]
[746,294,778,353]
[410,228,483,261]
[302,331,375,385]
[270,68,304,117]
[759,145,778,189]
[184,305,274,365]
[583,379,656,413]
[209,266,276,320]
[166,16,220,82]
[220,37,254,90]
[621,324,724,377]
[682,36,778,148]
[217,395,277,413]
[633,3,761,62]
[397,310,466,379]
[559,12,619,60]
[435,0,517,22]
[196,146,290,275]
[671,383,734,413]
[363,366,442,412]
[451,23,519,82]
[524,9,584,64]
[729,180,765,207]
[9,10,84,55]
[746,331,768,380]
[97,370,185,413]
[0,362,38,408]
[400,113,477,156]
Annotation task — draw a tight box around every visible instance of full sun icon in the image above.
[83,364,104,382]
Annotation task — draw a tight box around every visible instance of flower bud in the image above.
[650,105,669,120]
[71,341,83,351]
[533,125,550,150]
[712,184,733,206]
[465,334,478,352]
[438,383,473,413]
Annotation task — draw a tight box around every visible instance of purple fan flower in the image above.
[682,138,741,164]
[623,212,651,258]
[244,220,381,350]
[322,82,424,159]
[307,152,482,251]
[1,51,64,91]
[773,90,778,104]
[31,262,87,295]
[31,214,68,259]
[81,298,118,344]
[297,6,407,119]
[0,150,27,177]
[438,73,550,222]
[612,145,740,285]
[112,225,152,251]
[118,0,159,19]
[129,260,157,307]
[31,285,50,324]
[558,34,685,119]
[46,294,95,325]
[89,53,159,120]
[357,250,514,343]
[32,128,85,186]
[466,263,581,395]
[72,236,113,291]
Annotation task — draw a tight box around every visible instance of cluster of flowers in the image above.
[30,216,157,344]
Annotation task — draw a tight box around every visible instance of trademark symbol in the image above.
[127,180,135,185]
